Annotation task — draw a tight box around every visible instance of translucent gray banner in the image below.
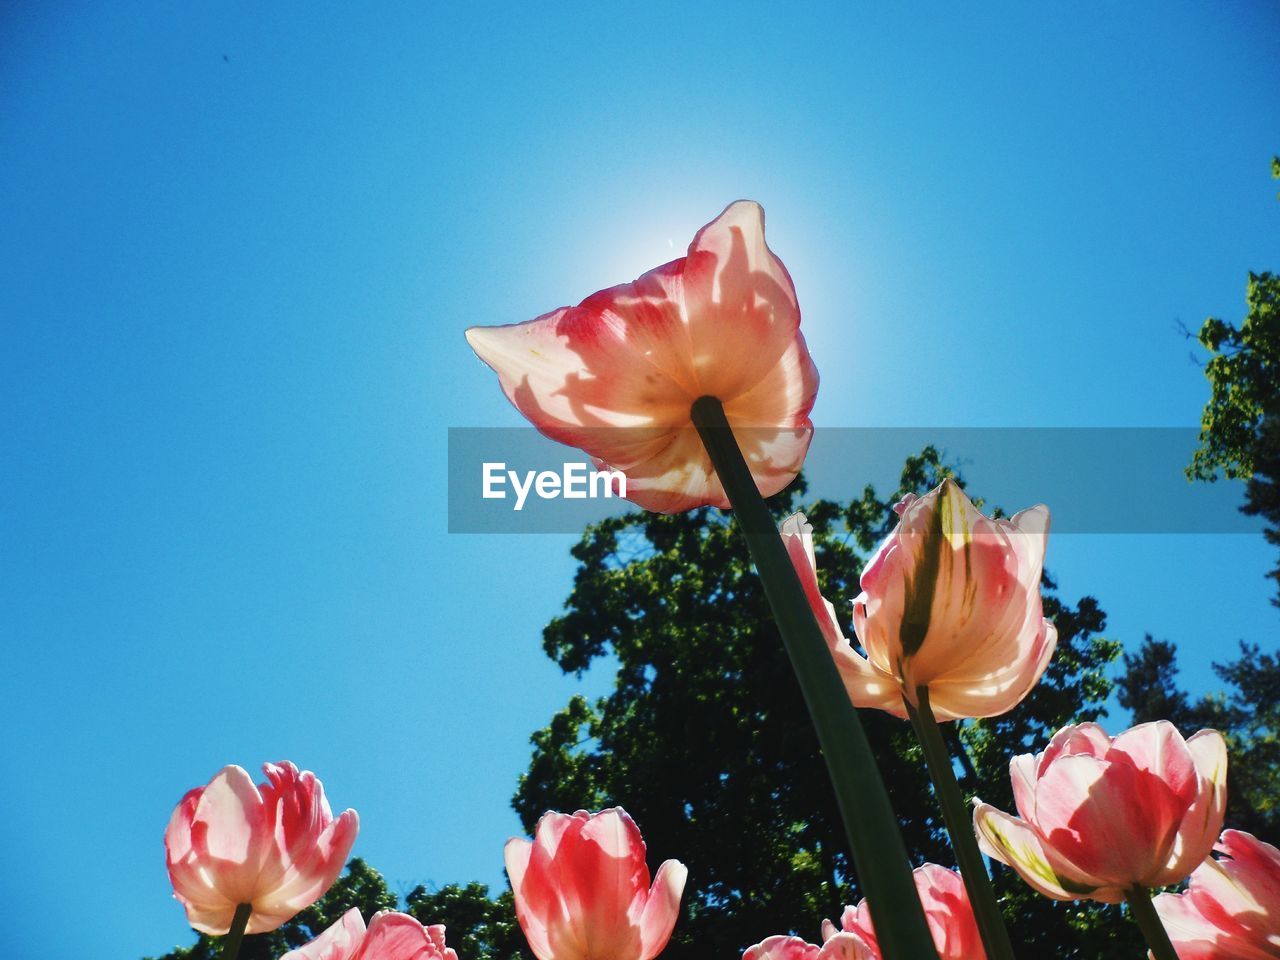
[446,427,1265,535]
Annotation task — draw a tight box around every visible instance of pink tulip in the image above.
[165,761,359,934]
[465,201,818,513]
[821,864,985,960]
[780,479,1056,720]
[973,721,1228,902]
[743,932,876,960]
[504,807,687,960]
[1153,829,1280,959]
[282,908,460,960]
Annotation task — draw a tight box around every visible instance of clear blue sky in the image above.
[2,3,1277,958]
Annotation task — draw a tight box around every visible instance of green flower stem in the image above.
[1125,888,1180,960]
[222,903,252,960]
[690,396,940,960]
[905,688,1018,960]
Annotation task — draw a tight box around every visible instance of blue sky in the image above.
[2,3,1278,958]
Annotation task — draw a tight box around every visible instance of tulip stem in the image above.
[1125,888,1179,960]
[222,903,252,960]
[905,689,1018,960]
[690,396,940,960]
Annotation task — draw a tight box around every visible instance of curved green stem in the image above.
[906,688,1018,960]
[222,903,252,960]
[1125,888,1179,960]
[691,396,940,960]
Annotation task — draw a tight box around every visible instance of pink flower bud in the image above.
[504,808,687,960]
[283,909,459,960]
[744,932,876,960]
[780,478,1056,720]
[973,721,1228,902]
[466,201,818,513]
[164,761,359,934]
[827,864,985,960]
[1153,829,1280,959]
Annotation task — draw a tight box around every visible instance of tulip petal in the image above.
[1214,829,1280,919]
[815,931,877,960]
[506,837,555,960]
[1155,873,1279,960]
[1107,721,1198,806]
[1035,722,1112,776]
[912,864,985,960]
[743,936,820,960]
[281,908,366,960]
[973,803,1120,902]
[780,513,905,716]
[252,807,360,933]
[638,860,687,960]
[842,902,875,950]
[726,331,818,432]
[681,201,801,402]
[172,765,269,917]
[558,809,646,960]
[1190,836,1280,949]
[1152,889,1243,960]
[1009,754,1038,822]
[199,765,267,878]
[360,912,450,960]
[1160,730,1228,884]
[925,617,1057,721]
[779,512,847,651]
[1032,754,1185,886]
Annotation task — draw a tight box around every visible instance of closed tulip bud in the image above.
[973,721,1228,902]
[282,909,460,960]
[781,478,1056,720]
[504,808,687,960]
[466,201,818,513]
[823,864,985,960]
[1153,829,1280,959]
[744,932,875,960]
[164,761,359,935]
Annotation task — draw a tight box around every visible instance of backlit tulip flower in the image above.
[282,908,460,960]
[165,761,359,934]
[973,721,1228,903]
[465,201,818,513]
[505,807,687,960]
[821,864,985,960]
[743,932,875,960]
[1153,829,1280,959]
[780,479,1056,720]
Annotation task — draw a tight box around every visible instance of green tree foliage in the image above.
[1118,635,1280,840]
[145,859,399,960]
[405,883,528,960]
[514,451,1134,960]
[1189,156,1280,604]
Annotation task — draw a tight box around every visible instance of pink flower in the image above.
[504,807,687,960]
[743,932,875,960]
[821,864,985,960]
[282,909,460,960]
[780,479,1056,720]
[164,761,359,934]
[1153,829,1280,959]
[973,721,1228,902]
[465,201,818,513]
